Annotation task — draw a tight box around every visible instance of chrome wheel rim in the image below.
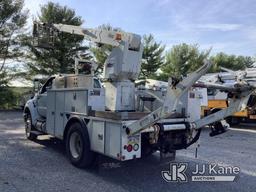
[69,132,82,159]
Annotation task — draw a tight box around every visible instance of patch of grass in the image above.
[0,87,32,109]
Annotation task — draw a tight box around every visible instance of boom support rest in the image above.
[126,60,212,135]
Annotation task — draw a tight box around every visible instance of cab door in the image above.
[36,77,55,118]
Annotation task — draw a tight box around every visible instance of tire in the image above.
[24,112,37,140]
[226,116,240,126]
[66,122,95,168]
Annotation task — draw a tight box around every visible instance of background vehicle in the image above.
[199,69,256,125]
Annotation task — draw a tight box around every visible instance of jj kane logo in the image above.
[162,163,240,182]
[162,163,188,182]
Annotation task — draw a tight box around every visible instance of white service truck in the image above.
[24,22,255,168]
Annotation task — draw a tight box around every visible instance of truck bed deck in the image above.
[88,111,150,120]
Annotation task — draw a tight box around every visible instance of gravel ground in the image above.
[0,111,255,192]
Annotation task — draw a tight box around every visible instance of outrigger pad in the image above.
[209,121,228,137]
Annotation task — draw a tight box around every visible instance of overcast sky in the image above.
[24,0,256,56]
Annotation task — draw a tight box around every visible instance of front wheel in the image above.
[66,122,95,168]
[24,112,37,140]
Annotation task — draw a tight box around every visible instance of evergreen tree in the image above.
[25,2,91,76]
[160,43,210,81]
[0,0,28,86]
[140,34,165,79]
[210,52,255,72]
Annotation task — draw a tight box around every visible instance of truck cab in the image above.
[24,75,104,135]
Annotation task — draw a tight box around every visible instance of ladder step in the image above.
[30,130,45,136]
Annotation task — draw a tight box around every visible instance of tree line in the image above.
[0,0,255,88]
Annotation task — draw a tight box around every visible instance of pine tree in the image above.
[210,52,255,72]
[140,34,165,79]
[160,43,210,81]
[25,2,91,76]
[0,0,28,86]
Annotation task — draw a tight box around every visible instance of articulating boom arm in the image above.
[33,22,141,50]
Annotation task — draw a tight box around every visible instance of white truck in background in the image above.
[23,22,256,168]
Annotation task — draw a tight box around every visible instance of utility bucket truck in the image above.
[24,22,256,168]
[198,68,256,125]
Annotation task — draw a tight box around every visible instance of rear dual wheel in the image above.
[66,122,96,168]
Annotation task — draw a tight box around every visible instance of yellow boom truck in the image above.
[199,69,256,125]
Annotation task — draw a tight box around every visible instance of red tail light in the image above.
[126,144,133,152]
